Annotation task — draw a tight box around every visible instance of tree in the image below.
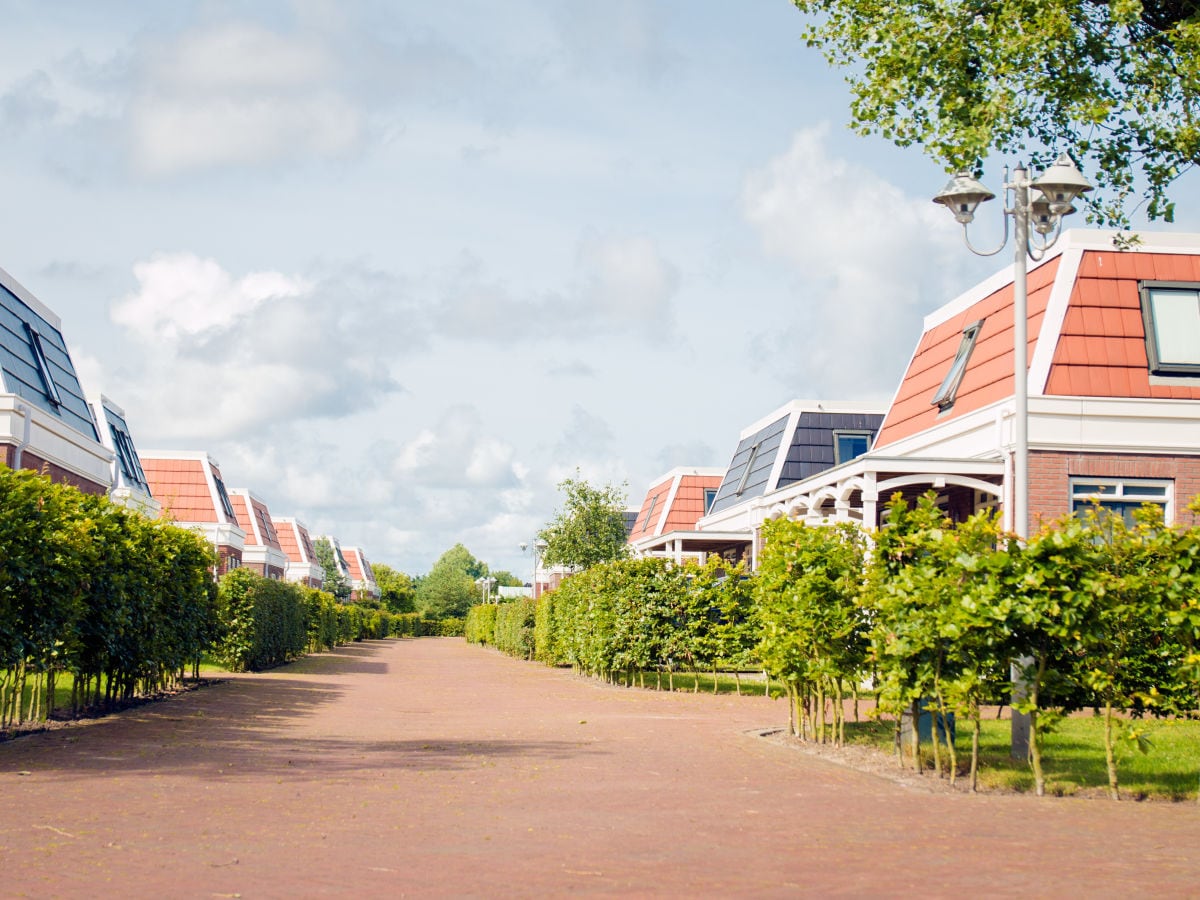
[312,538,352,602]
[416,544,485,619]
[372,563,416,614]
[538,473,630,571]
[489,570,524,588]
[791,0,1200,223]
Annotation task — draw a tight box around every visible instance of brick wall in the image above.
[1029,450,1200,528]
[2,445,107,496]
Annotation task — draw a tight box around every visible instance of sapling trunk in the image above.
[816,684,826,744]
[911,698,921,773]
[712,664,719,694]
[936,688,955,786]
[1030,657,1047,797]
[970,701,981,793]
[929,701,942,778]
[668,670,674,691]
[786,682,796,736]
[834,679,845,747]
[693,669,699,693]
[1103,700,1120,801]
[734,671,741,696]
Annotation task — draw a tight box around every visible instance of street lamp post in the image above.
[933,153,1093,758]
[519,539,548,598]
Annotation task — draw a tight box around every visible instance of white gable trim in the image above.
[656,474,682,536]
[1029,246,1084,395]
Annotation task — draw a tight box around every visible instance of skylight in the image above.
[24,322,62,407]
[931,320,983,410]
[735,442,761,495]
[1140,282,1200,375]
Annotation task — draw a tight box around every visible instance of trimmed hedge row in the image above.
[467,556,757,685]
[0,465,219,726]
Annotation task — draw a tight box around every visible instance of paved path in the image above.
[1,638,1198,898]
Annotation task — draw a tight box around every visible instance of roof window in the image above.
[735,442,762,496]
[24,322,62,408]
[1140,282,1200,376]
[931,320,983,410]
[641,495,659,532]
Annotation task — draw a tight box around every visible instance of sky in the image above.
[3,0,1197,580]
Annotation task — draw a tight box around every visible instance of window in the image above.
[641,495,658,532]
[735,442,762,496]
[704,488,718,514]
[24,322,62,407]
[213,474,237,519]
[931,320,983,410]
[833,430,872,464]
[1070,478,1171,527]
[1140,282,1200,376]
[109,425,148,489]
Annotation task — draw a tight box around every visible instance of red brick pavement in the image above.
[1,637,1197,897]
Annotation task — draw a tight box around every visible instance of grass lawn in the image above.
[842,715,1200,800]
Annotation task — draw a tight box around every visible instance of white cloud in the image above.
[391,406,520,490]
[129,22,362,175]
[111,252,311,342]
[107,254,405,439]
[434,234,678,342]
[741,126,971,396]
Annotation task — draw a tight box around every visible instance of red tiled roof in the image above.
[141,455,220,523]
[1043,251,1200,400]
[275,518,315,565]
[877,246,1200,451]
[229,490,283,551]
[345,547,373,582]
[629,471,724,540]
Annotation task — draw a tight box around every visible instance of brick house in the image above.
[627,466,725,563]
[343,545,380,601]
[227,488,289,580]
[708,229,1200,559]
[1,265,112,494]
[87,393,160,517]
[275,517,325,588]
[139,451,246,575]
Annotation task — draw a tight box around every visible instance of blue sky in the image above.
[3,0,1196,579]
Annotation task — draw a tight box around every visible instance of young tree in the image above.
[416,544,485,619]
[372,563,417,614]
[312,538,352,602]
[539,473,630,571]
[790,0,1200,223]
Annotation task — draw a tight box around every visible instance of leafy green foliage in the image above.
[791,0,1200,223]
[538,473,630,571]
[372,563,417,613]
[416,544,486,618]
[312,538,352,602]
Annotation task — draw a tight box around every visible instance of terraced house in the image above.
[0,265,112,494]
[672,229,1200,567]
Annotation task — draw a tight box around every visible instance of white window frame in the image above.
[931,320,984,410]
[832,429,872,465]
[1139,281,1200,376]
[1069,477,1174,525]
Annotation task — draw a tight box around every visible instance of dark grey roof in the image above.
[103,403,152,495]
[0,278,98,441]
[707,408,885,517]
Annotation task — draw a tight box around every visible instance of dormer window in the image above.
[704,488,717,513]
[213,474,237,520]
[833,430,872,464]
[1140,282,1200,376]
[735,442,762,496]
[932,320,983,410]
[24,322,62,408]
[641,495,658,532]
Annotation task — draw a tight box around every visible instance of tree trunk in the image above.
[834,679,845,747]
[734,671,741,696]
[1030,657,1047,797]
[970,701,981,793]
[712,664,719,695]
[1103,700,1120,801]
[910,698,922,773]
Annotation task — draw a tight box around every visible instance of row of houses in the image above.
[0,264,379,600]
[627,229,1200,566]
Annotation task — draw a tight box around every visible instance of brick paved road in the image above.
[1,637,1197,897]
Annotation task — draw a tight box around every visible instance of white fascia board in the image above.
[285,561,324,584]
[648,465,725,483]
[1028,246,1084,395]
[0,395,113,486]
[0,265,62,330]
[1032,396,1200,454]
[189,521,246,552]
[109,486,162,519]
[243,544,289,572]
[735,399,888,440]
